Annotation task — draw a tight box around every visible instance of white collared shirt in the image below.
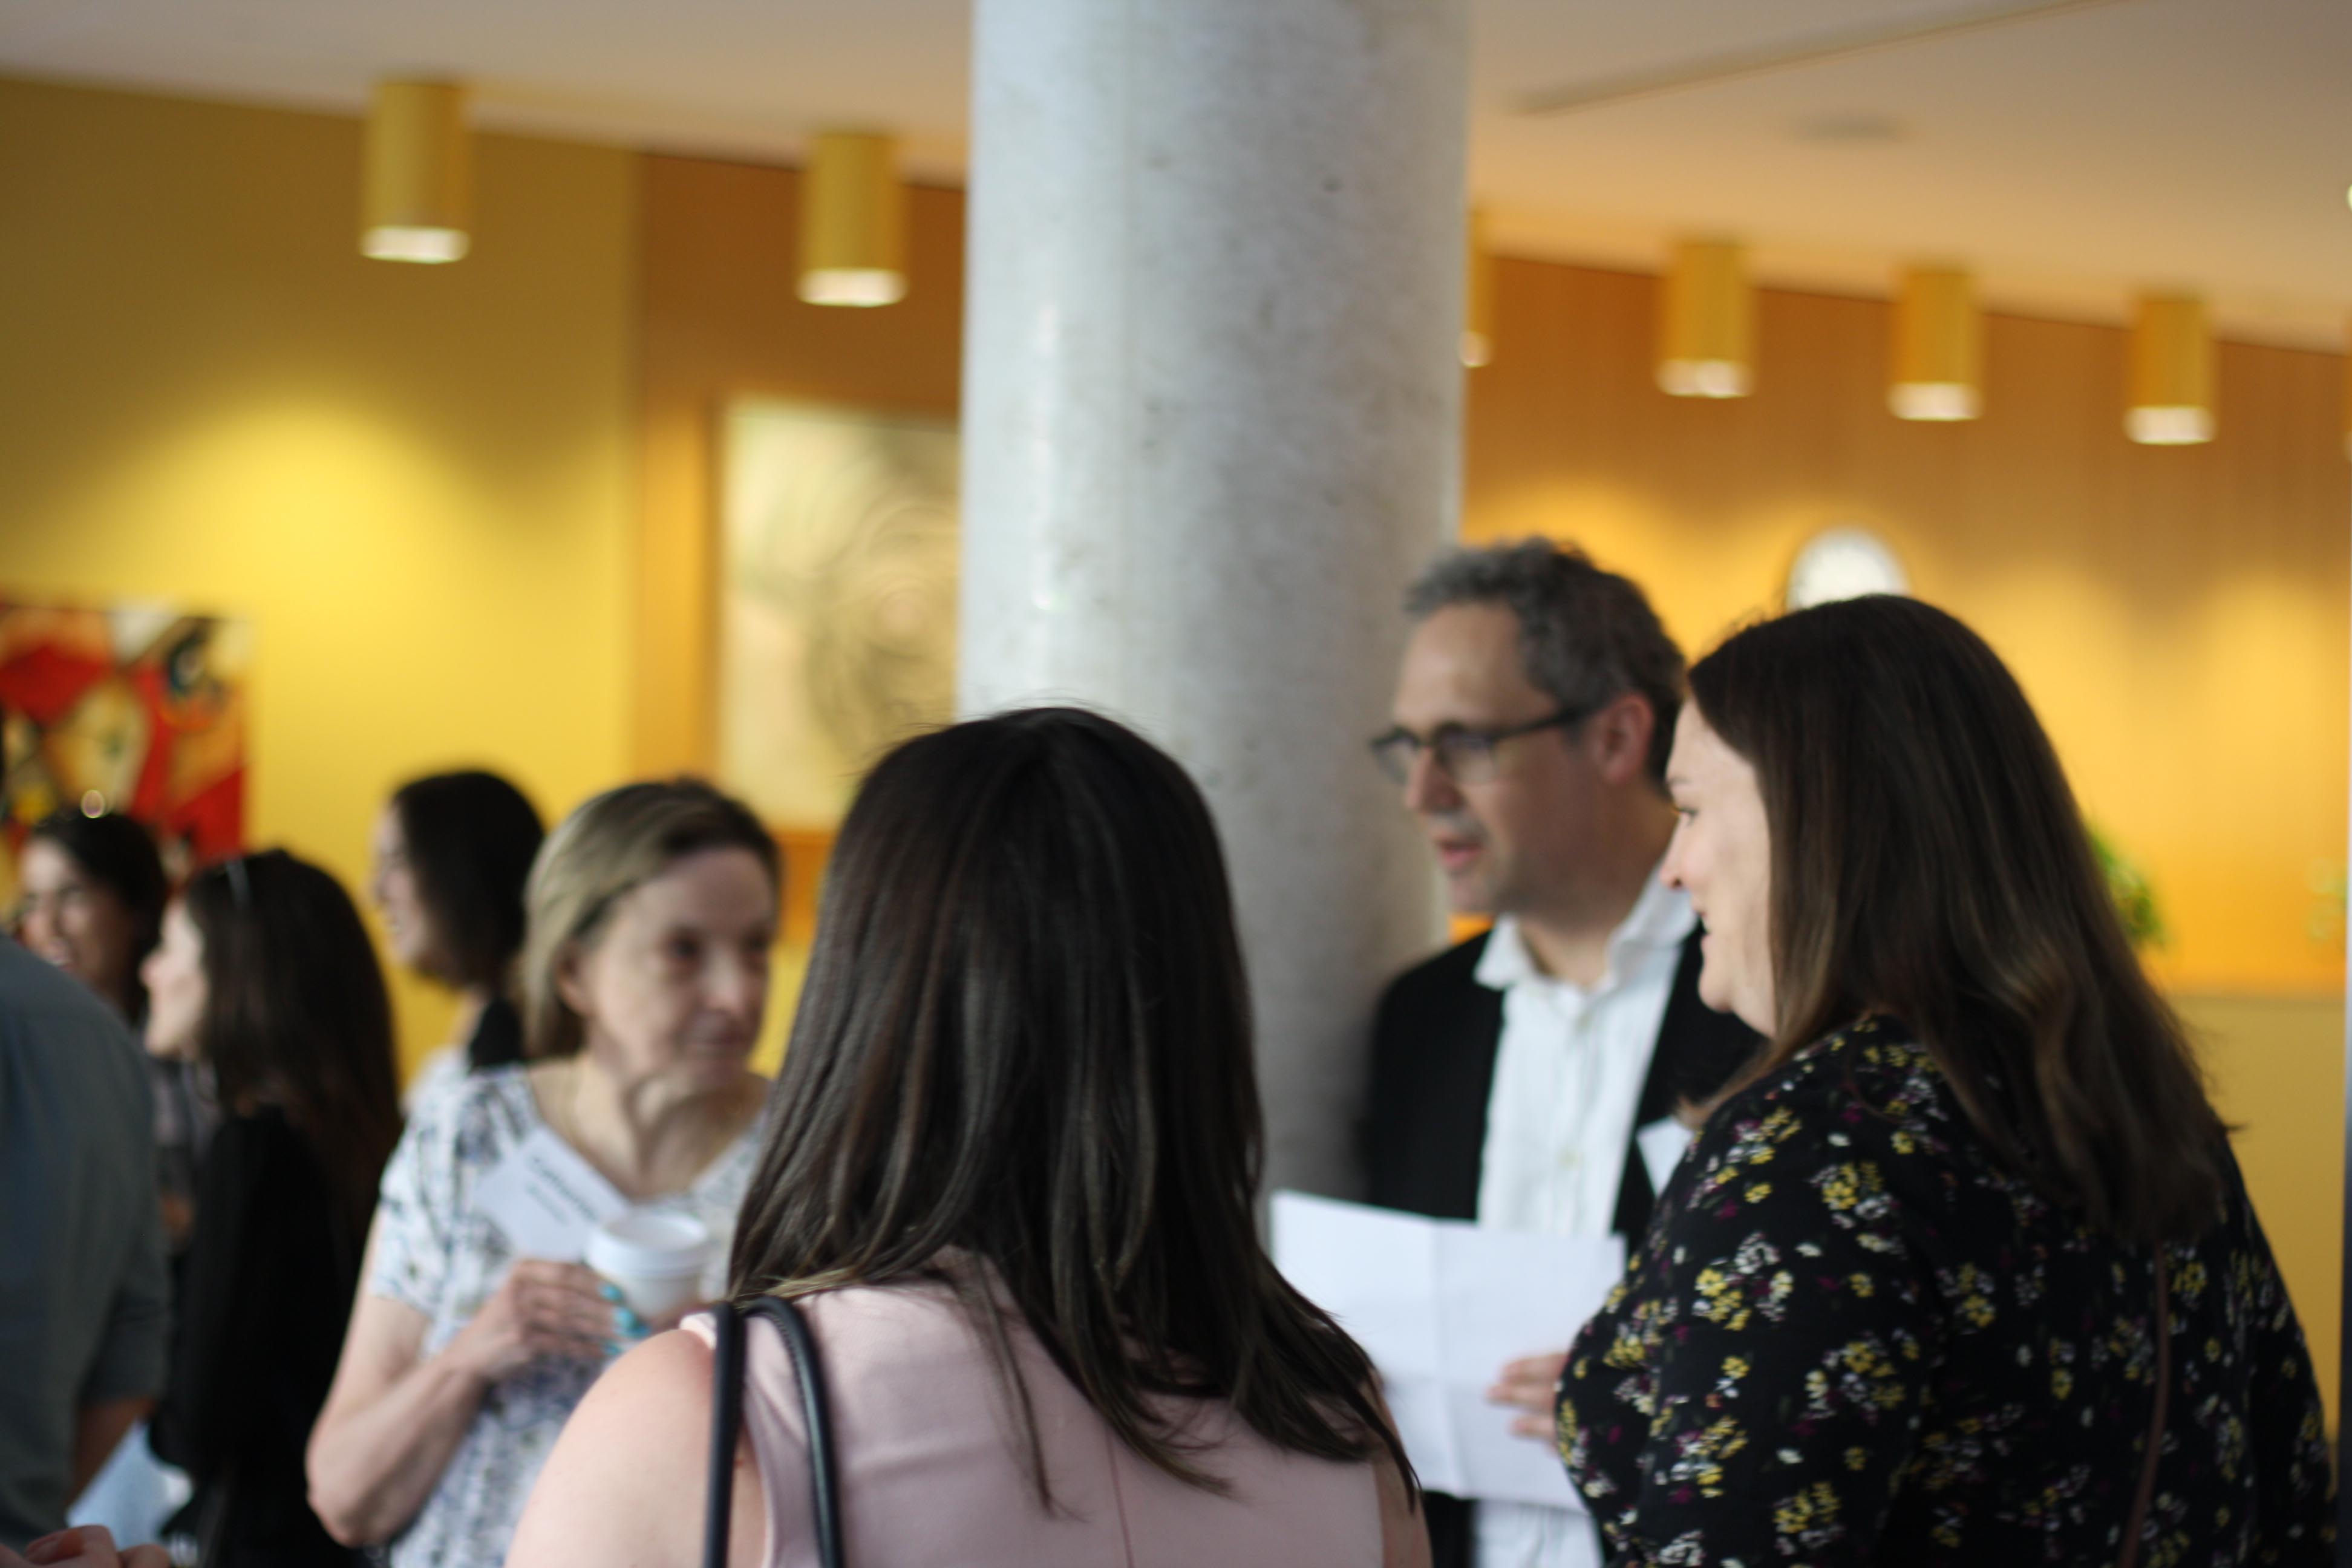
[1471,870,1694,1568]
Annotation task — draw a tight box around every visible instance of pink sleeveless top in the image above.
[685,1278,1382,1567]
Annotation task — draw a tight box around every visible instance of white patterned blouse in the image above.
[365,1065,765,1568]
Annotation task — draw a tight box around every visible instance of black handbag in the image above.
[703,1295,844,1568]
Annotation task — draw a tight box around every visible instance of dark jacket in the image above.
[150,1108,364,1568]
[1361,927,1758,1568]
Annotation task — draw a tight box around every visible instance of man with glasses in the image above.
[1361,540,1756,1568]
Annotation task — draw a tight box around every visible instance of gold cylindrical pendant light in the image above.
[361,80,471,264]
[1889,266,1981,421]
[2126,293,2214,445]
[1658,239,1752,397]
[1461,209,1495,368]
[799,131,907,307]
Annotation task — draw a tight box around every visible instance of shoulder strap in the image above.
[704,1303,748,1568]
[704,1296,847,1568]
[2117,1252,2171,1568]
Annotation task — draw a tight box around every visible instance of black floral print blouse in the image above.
[1556,1018,2333,1566]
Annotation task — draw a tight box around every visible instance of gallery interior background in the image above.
[1,70,2344,1415]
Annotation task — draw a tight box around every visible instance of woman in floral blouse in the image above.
[1557,595,2331,1566]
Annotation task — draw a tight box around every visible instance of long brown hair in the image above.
[728,708,1415,1503]
[1688,595,2226,1243]
[184,849,403,1237]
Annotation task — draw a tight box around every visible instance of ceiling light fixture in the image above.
[1462,209,1495,368]
[2126,293,2214,445]
[1658,239,1752,397]
[800,131,907,307]
[361,80,471,264]
[1889,266,1982,420]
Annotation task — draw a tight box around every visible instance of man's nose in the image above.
[1402,748,1459,814]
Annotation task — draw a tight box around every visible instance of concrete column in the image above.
[959,0,1467,1195]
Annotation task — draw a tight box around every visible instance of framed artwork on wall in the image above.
[0,599,250,907]
[718,398,960,839]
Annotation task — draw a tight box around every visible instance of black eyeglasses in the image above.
[1367,705,1592,786]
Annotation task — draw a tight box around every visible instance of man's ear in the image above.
[1589,692,1657,788]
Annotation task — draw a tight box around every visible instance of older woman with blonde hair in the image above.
[308,780,780,1568]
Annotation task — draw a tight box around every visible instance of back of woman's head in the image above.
[184,850,402,1235]
[1688,594,2224,1241]
[520,778,779,1060]
[390,770,544,995]
[29,809,168,1018]
[731,707,1406,1496]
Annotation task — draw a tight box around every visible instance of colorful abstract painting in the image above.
[0,601,250,905]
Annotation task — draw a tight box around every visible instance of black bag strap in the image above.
[704,1295,846,1568]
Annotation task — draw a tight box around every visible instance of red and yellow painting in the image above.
[0,601,250,904]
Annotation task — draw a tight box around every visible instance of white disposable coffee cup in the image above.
[586,1211,714,1322]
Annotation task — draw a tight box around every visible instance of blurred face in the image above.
[560,847,776,1089]
[1389,603,1599,916]
[1659,706,1777,1035]
[18,837,142,1011]
[369,806,439,975]
[140,901,208,1062]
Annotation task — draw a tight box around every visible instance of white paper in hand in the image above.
[474,1125,629,1260]
[1272,1191,1625,1509]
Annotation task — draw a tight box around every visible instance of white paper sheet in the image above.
[472,1125,630,1260]
[1271,1191,1625,1509]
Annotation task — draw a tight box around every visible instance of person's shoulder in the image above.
[0,936,137,1047]
[1377,929,1492,1014]
[0,938,146,1112]
[392,1059,535,1170]
[1689,1021,1956,1195]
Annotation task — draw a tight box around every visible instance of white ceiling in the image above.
[4,0,2347,347]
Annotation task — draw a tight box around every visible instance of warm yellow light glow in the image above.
[361,80,471,264]
[1890,382,1980,420]
[1658,239,1752,398]
[1889,265,1981,421]
[2127,293,2213,445]
[1463,208,1495,368]
[800,131,906,307]
[362,225,468,264]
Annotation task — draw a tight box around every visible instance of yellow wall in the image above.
[0,76,641,1077]
[634,155,968,1068]
[2179,995,2345,1425]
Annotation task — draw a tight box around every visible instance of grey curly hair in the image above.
[1403,538,1685,789]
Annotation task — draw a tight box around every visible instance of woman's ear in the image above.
[552,941,596,1022]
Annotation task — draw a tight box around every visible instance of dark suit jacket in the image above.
[1361,926,1759,1568]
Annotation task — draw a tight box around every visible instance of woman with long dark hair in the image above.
[368,771,544,1108]
[1555,596,2330,1564]
[507,708,1424,1567]
[142,851,403,1567]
